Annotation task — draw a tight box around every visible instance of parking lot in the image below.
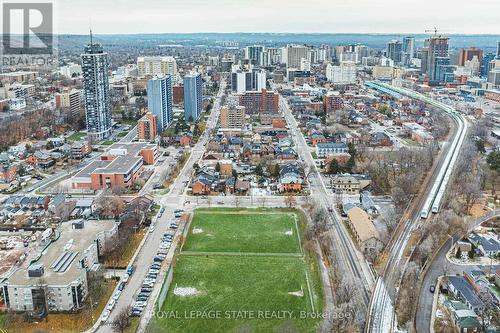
[95,204,187,332]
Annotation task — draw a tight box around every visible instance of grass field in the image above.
[183,209,301,254]
[68,131,87,141]
[150,208,324,333]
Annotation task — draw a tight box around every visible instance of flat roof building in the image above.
[1,219,117,313]
[237,89,279,114]
[137,112,157,142]
[72,142,158,190]
[220,105,246,129]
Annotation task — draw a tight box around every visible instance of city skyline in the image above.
[56,0,500,34]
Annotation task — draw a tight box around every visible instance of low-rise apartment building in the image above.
[346,207,384,257]
[329,174,371,195]
[315,142,348,158]
[1,219,117,313]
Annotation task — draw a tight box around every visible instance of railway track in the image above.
[364,82,468,333]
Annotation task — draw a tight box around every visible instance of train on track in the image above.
[366,82,468,219]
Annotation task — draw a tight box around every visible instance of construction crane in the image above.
[425,27,439,35]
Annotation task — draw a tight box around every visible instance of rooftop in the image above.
[347,207,380,242]
[6,219,116,286]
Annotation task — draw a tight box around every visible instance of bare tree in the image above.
[284,195,297,208]
[95,194,125,219]
[112,307,131,333]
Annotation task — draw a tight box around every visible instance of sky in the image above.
[55,0,500,34]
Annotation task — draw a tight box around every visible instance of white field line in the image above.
[293,214,304,255]
[304,269,315,313]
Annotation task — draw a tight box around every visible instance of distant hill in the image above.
[57,32,500,52]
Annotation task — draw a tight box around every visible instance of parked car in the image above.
[106,299,115,311]
[122,273,129,283]
[101,310,110,322]
[131,309,142,317]
[113,290,122,301]
[118,282,126,291]
[153,256,165,262]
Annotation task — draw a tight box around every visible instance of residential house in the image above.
[225,177,250,195]
[191,172,217,195]
[279,164,304,193]
[177,134,192,147]
[447,275,485,313]
[370,132,392,146]
[119,195,153,228]
[277,147,297,160]
[0,163,17,183]
[218,160,233,177]
[27,151,55,169]
[48,193,73,219]
[468,233,500,257]
[310,133,327,145]
[443,299,480,333]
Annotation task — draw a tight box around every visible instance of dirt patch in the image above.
[192,228,203,234]
[174,287,200,297]
[288,290,304,297]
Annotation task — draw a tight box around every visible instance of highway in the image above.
[279,94,375,315]
[364,82,468,333]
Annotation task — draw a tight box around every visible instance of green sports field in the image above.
[182,209,302,254]
[149,208,324,333]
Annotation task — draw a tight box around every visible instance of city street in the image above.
[92,80,226,333]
